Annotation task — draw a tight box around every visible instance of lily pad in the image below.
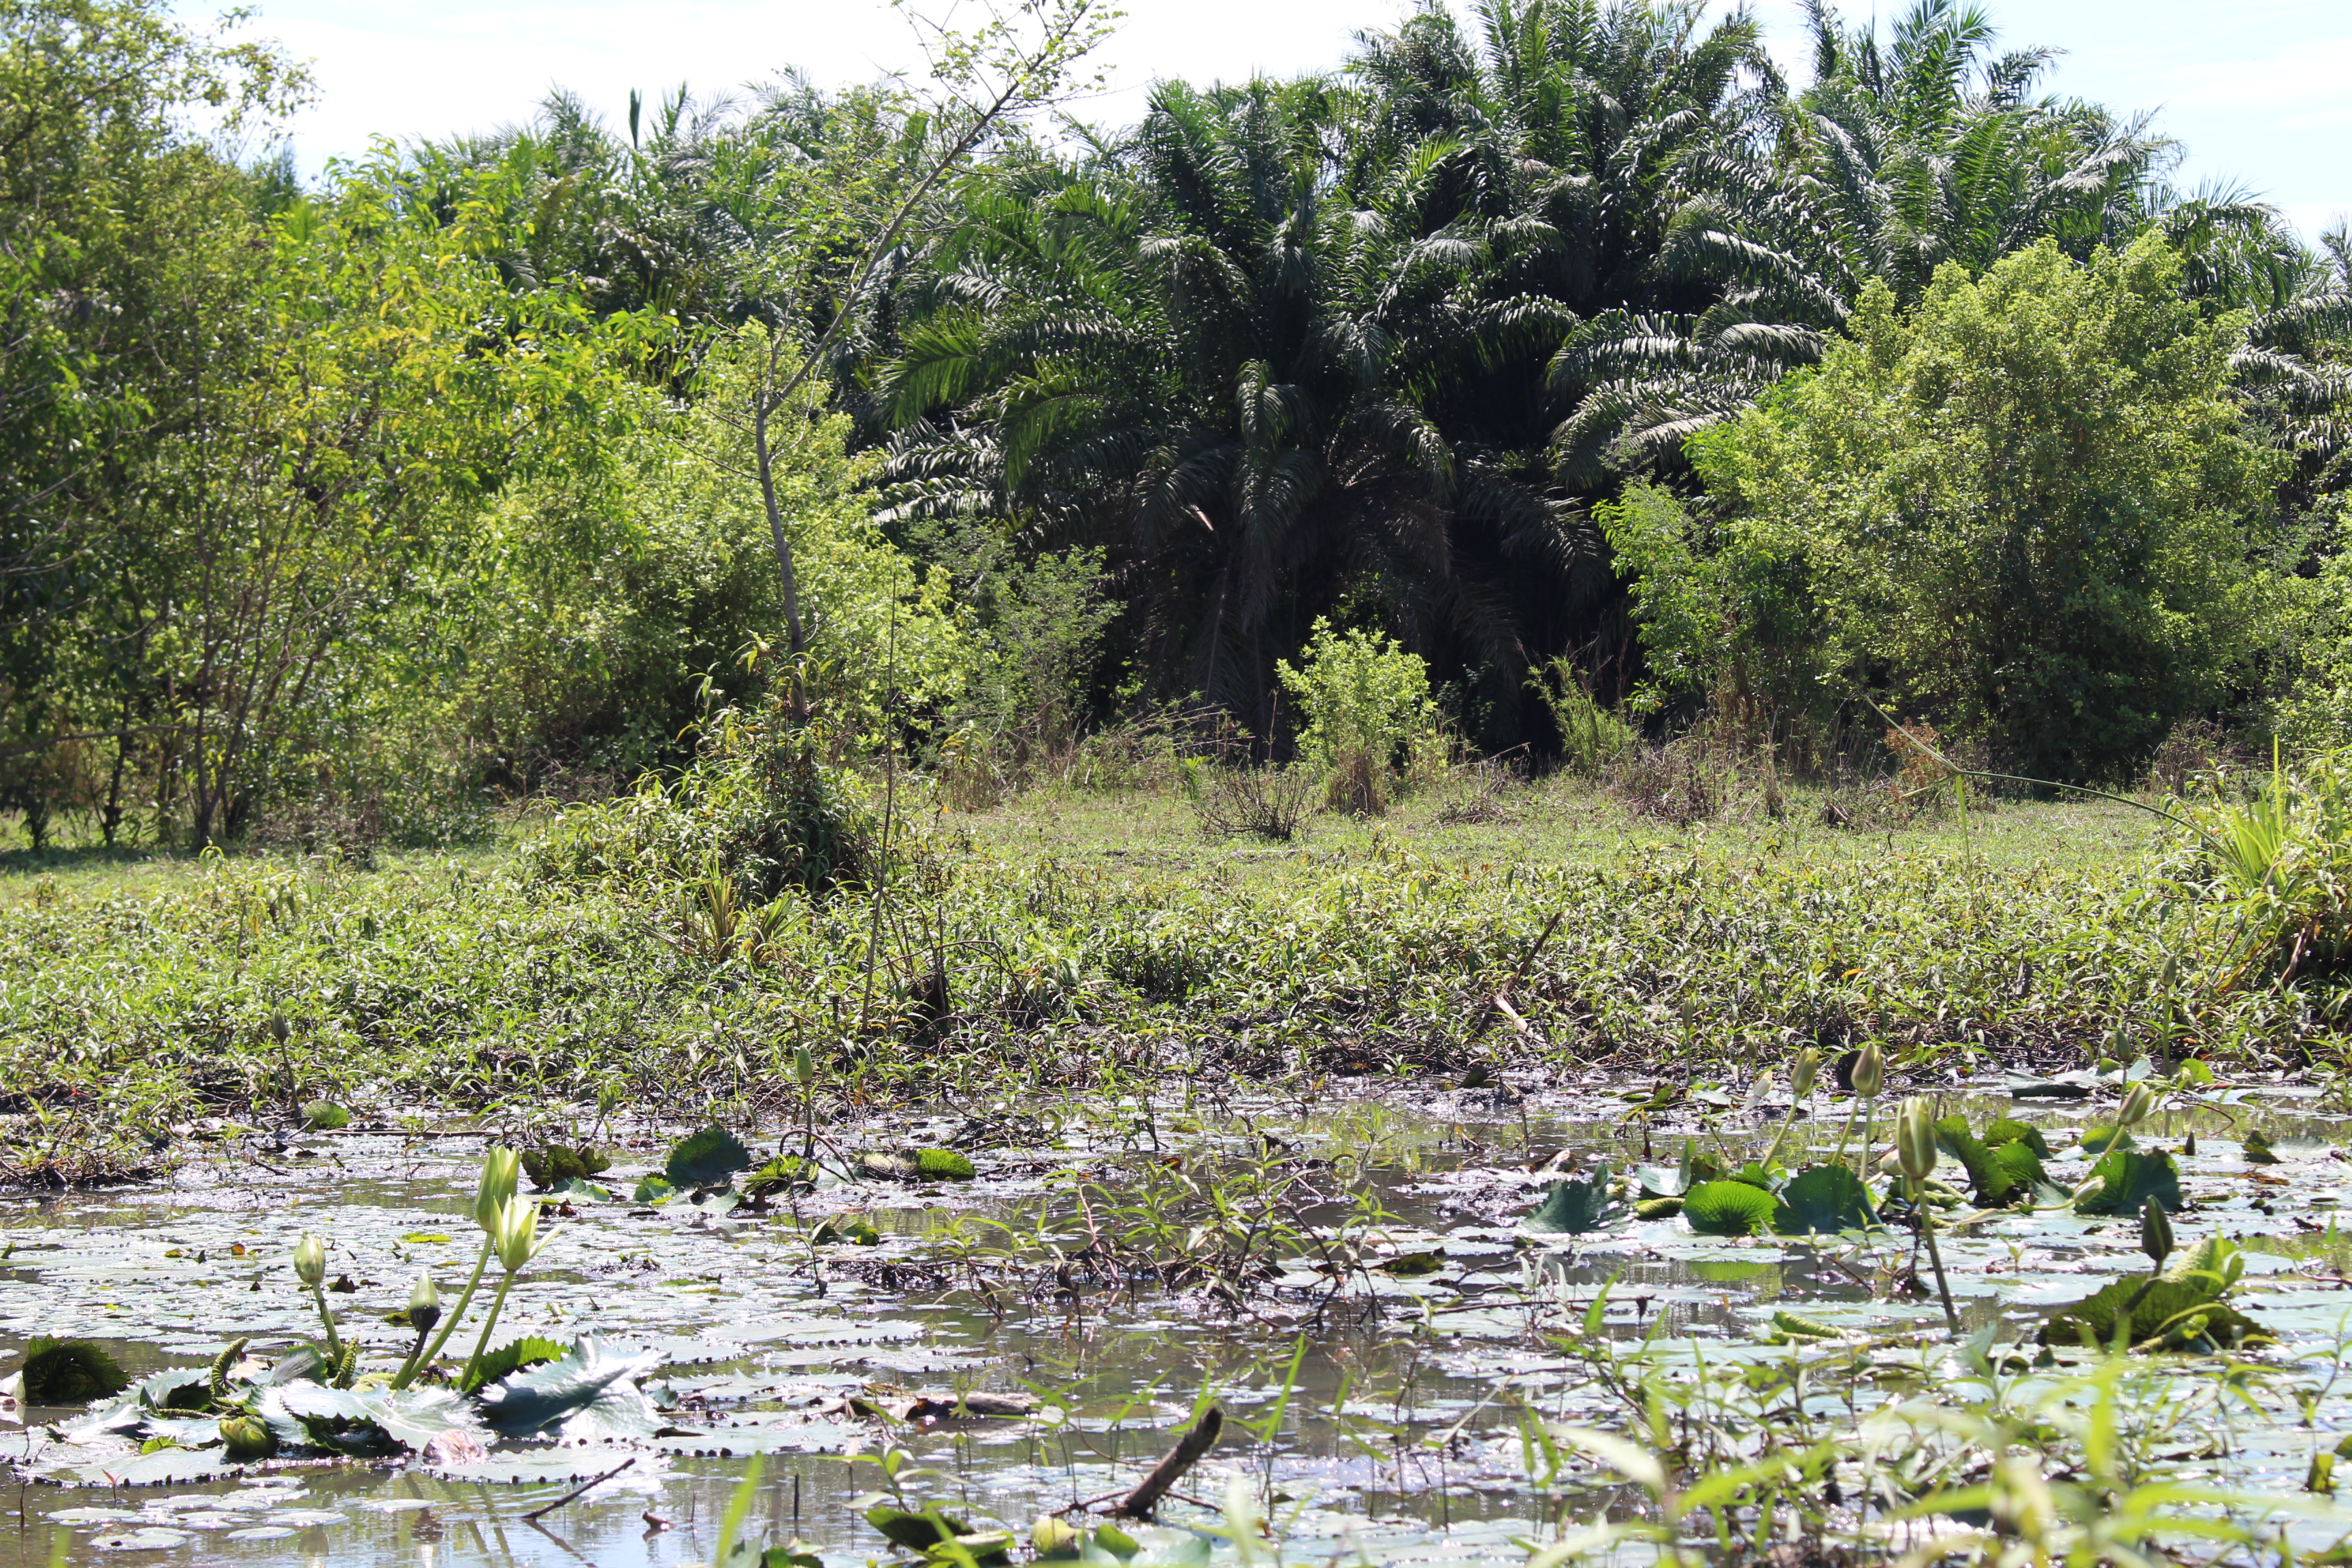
[475,1335,664,1441]
[813,1218,881,1246]
[665,1126,753,1189]
[22,1337,128,1405]
[632,1174,679,1205]
[1771,1165,1878,1233]
[461,1336,566,1394]
[299,1102,350,1132]
[1982,1119,2053,1158]
[2073,1149,2183,1217]
[522,1145,612,1189]
[915,1148,975,1180]
[1523,1166,1624,1235]
[1683,1179,1778,1237]
[2040,1277,2270,1352]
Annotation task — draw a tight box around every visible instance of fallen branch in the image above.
[1113,1407,1222,1520]
[521,1456,636,1521]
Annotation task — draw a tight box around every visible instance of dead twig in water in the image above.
[521,1456,636,1521]
[1113,1407,1222,1520]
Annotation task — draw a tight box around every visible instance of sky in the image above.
[191,0,2350,244]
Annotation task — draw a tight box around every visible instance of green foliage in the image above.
[521,1146,610,1189]
[664,1126,754,1189]
[1769,1164,1877,1233]
[1682,1179,1778,1236]
[21,1337,128,1404]
[1524,1168,1624,1235]
[1665,236,2285,783]
[1275,619,1441,812]
[2073,1148,2185,1216]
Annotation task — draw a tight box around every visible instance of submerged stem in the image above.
[393,1238,490,1390]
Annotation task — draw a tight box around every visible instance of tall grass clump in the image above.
[2173,750,2352,1012]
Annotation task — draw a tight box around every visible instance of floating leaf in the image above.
[275,1383,478,1452]
[1683,1180,1778,1237]
[1523,1166,1623,1235]
[544,1177,615,1203]
[461,1336,566,1395]
[1379,1251,1446,1277]
[1771,1165,1878,1233]
[1767,1310,1848,1341]
[299,1102,350,1132]
[2005,1072,2096,1100]
[476,1335,664,1441]
[522,1146,612,1189]
[2040,1277,2270,1352]
[1633,1196,1684,1220]
[665,1126,752,1189]
[915,1148,975,1180]
[744,1156,813,1198]
[2080,1125,2136,1156]
[22,1338,128,1405]
[2244,1130,2281,1165]
[1982,1120,2053,1158]
[813,1218,880,1246]
[2074,1149,2183,1216]
[632,1174,679,1205]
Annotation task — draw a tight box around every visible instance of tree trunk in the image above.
[753,336,810,721]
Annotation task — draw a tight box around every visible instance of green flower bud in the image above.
[490,1195,542,1275]
[1852,1042,1884,1100]
[219,1415,276,1461]
[292,1232,327,1288]
[2118,1081,2157,1130]
[793,1044,815,1086]
[1789,1047,1820,1100]
[1895,1097,1938,1182]
[406,1271,440,1335]
[2140,1196,2174,1269]
[475,1147,521,1233]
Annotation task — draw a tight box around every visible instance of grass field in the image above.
[0,767,2315,1189]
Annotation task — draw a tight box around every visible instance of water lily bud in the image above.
[1895,1098,1938,1181]
[406,1271,441,1335]
[2118,1082,2157,1130]
[1790,1047,1820,1100]
[219,1415,277,1461]
[1852,1042,1884,1100]
[793,1044,815,1086]
[2140,1196,2174,1270]
[475,1147,521,1232]
[491,1195,542,1274]
[292,1232,327,1288]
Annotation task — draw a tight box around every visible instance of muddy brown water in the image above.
[7,1080,2352,1565]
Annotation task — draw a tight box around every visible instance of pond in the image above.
[7,1072,2352,1565]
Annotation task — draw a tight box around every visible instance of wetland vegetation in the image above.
[7,0,2352,1561]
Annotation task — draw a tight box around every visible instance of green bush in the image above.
[525,700,877,901]
[1620,235,2283,785]
[1275,620,1442,813]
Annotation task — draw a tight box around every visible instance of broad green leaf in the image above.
[2040,1277,2270,1352]
[299,1101,350,1131]
[461,1335,566,1394]
[476,1335,664,1440]
[1771,1165,1878,1233]
[1683,1179,1778,1236]
[22,1337,127,1405]
[915,1147,975,1179]
[665,1126,753,1188]
[1981,1117,2052,1158]
[2072,1149,2183,1216]
[1524,1166,1623,1234]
